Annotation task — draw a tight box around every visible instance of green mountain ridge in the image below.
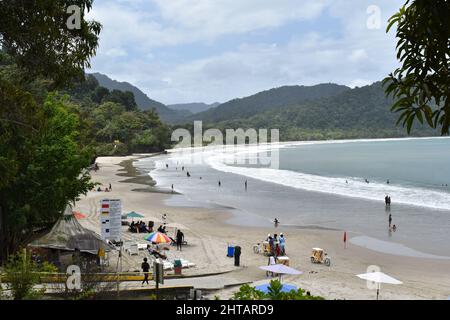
[212,82,439,140]
[90,72,188,123]
[187,83,350,123]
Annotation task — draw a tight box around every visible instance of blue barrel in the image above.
[227,246,235,257]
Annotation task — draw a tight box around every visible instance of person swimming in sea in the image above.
[274,218,279,227]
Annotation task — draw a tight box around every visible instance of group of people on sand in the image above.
[129,220,151,233]
[96,183,112,192]
[266,233,286,257]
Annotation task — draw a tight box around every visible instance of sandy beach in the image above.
[74,155,450,300]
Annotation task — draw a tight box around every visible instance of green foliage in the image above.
[102,89,138,111]
[67,77,172,155]
[3,250,57,300]
[383,0,450,134]
[0,0,101,88]
[232,280,324,300]
[0,82,95,260]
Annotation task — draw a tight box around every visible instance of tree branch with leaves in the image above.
[383,0,450,134]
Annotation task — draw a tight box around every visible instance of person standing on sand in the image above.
[171,184,174,193]
[245,180,247,191]
[176,229,184,251]
[141,258,150,286]
[389,214,392,228]
[218,180,221,187]
[279,233,286,255]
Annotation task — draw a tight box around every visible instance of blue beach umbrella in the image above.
[255,283,298,294]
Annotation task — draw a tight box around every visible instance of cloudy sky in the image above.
[87,0,402,105]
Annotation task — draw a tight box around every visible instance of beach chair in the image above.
[129,243,139,256]
[137,243,148,251]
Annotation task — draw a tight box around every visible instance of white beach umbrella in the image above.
[356,271,402,300]
[259,264,303,281]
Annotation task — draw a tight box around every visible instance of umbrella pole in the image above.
[376,283,380,300]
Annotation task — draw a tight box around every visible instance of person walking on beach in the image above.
[385,195,389,206]
[141,258,150,286]
[245,180,247,191]
[109,183,112,191]
[218,180,221,187]
[387,196,391,206]
[182,166,185,171]
[388,214,392,228]
[274,218,279,227]
[176,229,184,251]
[171,184,174,193]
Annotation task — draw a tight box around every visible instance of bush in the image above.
[232,280,324,300]
[3,249,57,300]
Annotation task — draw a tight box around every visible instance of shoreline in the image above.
[75,155,450,300]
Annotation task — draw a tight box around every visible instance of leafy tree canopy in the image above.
[384,0,450,134]
[0,0,101,87]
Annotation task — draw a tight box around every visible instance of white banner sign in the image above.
[100,199,122,241]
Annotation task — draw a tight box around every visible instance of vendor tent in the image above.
[29,206,111,254]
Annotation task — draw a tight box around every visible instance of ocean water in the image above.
[135,137,450,257]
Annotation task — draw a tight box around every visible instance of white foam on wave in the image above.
[149,137,450,211]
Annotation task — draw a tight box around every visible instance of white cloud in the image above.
[103,48,128,57]
[88,0,404,104]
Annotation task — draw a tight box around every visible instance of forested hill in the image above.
[90,72,188,123]
[187,83,350,123]
[214,82,439,140]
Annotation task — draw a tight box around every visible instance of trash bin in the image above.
[234,246,241,266]
[174,259,182,275]
[227,246,235,257]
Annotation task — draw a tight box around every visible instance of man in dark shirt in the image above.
[176,230,184,251]
[141,258,150,285]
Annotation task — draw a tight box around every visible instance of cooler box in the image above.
[174,259,182,274]
[227,246,235,257]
